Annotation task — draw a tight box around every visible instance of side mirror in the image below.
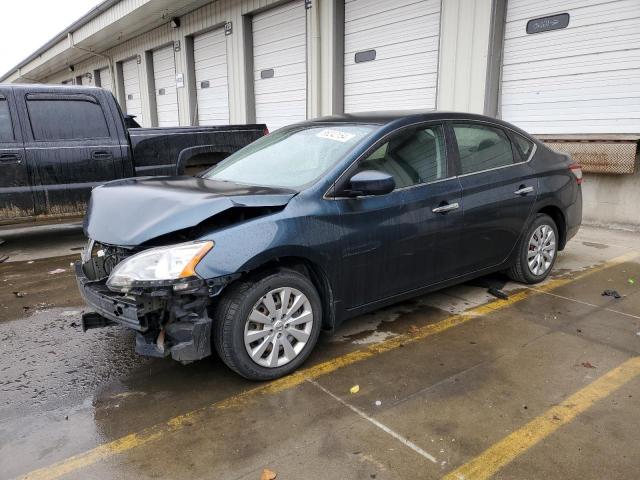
[346,170,395,197]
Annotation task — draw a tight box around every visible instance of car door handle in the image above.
[0,153,21,164]
[432,202,460,214]
[91,151,113,160]
[514,186,534,196]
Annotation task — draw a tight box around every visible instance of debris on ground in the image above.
[409,325,419,335]
[0,255,9,263]
[374,400,382,406]
[629,278,635,285]
[48,268,67,275]
[488,287,509,300]
[13,291,26,298]
[581,361,596,369]
[260,468,277,480]
[350,385,360,394]
[602,289,622,299]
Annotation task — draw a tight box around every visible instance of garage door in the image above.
[252,0,307,131]
[344,0,441,113]
[98,67,113,93]
[152,45,179,127]
[193,28,229,126]
[501,0,640,134]
[122,58,144,126]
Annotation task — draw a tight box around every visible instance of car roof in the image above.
[301,110,533,138]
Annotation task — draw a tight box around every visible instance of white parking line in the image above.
[529,288,640,320]
[307,379,438,464]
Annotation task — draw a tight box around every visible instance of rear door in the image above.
[0,88,32,221]
[19,90,129,217]
[451,121,538,272]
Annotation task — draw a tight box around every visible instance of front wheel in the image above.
[213,269,322,380]
[507,213,559,284]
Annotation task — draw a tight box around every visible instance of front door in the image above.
[0,88,32,222]
[451,122,537,273]
[18,89,128,217]
[335,123,464,309]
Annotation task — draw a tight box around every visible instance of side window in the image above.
[453,124,514,175]
[26,95,110,141]
[512,133,534,161]
[0,97,14,142]
[359,125,447,189]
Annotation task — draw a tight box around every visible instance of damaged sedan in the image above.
[76,111,582,380]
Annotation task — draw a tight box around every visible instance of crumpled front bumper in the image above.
[74,260,213,363]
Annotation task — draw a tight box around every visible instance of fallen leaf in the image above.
[350,385,360,394]
[581,362,596,369]
[261,468,277,480]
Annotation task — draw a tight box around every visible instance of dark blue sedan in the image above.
[76,111,582,380]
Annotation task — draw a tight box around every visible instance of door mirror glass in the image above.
[347,170,395,197]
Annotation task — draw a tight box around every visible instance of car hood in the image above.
[84,176,296,246]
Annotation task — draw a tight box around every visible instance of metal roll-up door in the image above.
[152,45,180,127]
[501,0,640,134]
[122,58,144,126]
[98,67,113,93]
[193,28,230,126]
[344,0,441,113]
[252,0,307,131]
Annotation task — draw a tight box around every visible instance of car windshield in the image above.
[202,124,375,189]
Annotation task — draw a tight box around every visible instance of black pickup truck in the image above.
[0,84,266,225]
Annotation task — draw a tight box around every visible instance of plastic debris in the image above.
[48,268,66,275]
[374,400,382,406]
[488,287,509,300]
[602,289,621,299]
[260,468,277,480]
[13,291,26,298]
[350,385,360,394]
[581,361,596,369]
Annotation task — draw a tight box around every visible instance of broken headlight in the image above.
[106,241,214,291]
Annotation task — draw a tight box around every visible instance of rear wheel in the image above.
[507,213,558,284]
[213,269,322,380]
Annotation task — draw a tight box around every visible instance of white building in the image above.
[2,0,639,228]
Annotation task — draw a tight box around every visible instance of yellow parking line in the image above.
[19,251,639,480]
[443,356,640,480]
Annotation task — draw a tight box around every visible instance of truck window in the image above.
[0,97,13,142]
[26,94,110,141]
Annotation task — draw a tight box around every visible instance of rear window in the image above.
[513,133,534,161]
[453,124,514,175]
[0,97,13,142]
[26,94,110,141]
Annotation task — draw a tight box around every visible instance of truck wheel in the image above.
[507,213,558,285]
[213,269,322,380]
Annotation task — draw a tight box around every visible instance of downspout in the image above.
[67,32,116,91]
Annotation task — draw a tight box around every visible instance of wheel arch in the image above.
[536,204,567,250]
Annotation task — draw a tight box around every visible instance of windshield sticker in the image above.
[316,129,356,143]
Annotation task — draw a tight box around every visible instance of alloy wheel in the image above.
[527,224,556,276]
[243,287,314,368]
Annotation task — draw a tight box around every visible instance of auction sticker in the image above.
[316,129,356,143]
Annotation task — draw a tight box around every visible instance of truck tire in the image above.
[213,269,322,380]
[507,213,559,284]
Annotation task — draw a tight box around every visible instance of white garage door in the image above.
[344,0,441,113]
[193,28,230,126]
[252,0,307,131]
[98,67,113,93]
[122,58,144,126]
[501,0,640,134]
[152,45,180,127]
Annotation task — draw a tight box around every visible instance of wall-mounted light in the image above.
[170,17,180,28]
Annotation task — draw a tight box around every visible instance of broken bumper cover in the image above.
[74,261,213,363]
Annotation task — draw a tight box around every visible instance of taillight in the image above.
[569,162,583,185]
[263,127,269,136]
